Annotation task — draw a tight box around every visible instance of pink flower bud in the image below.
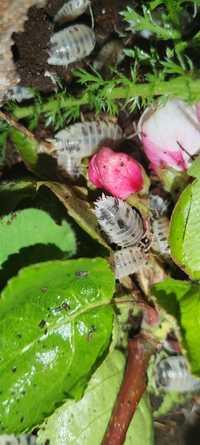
[138,99,200,171]
[88,147,144,199]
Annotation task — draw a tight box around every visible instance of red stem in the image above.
[101,334,155,445]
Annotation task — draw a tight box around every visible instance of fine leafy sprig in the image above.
[120,5,181,40]
[9,64,200,130]
[5,3,200,130]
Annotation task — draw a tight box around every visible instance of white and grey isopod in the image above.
[48,24,96,66]
[95,195,145,248]
[6,86,34,103]
[54,0,90,23]
[113,246,147,279]
[152,217,170,257]
[149,193,170,219]
[0,435,36,445]
[156,356,200,393]
[54,120,123,176]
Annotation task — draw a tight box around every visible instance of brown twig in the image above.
[101,334,155,445]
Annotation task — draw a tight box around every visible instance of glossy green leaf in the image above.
[0,208,76,268]
[152,279,200,375]
[169,179,200,279]
[0,258,115,434]
[37,350,154,445]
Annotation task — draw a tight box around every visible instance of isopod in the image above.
[54,120,123,176]
[152,217,170,257]
[56,155,82,177]
[113,246,147,279]
[54,0,90,23]
[155,356,200,392]
[6,86,34,103]
[149,193,170,219]
[0,435,36,445]
[95,195,146,248]
[48,24,96,66]
[54,120,123,156]
[93,39,124,72]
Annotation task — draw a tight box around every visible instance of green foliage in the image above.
[0,120,10,167]
[37,350,154,445]
[169,179,200,279]
[9,127,38,167]
[0,258,115,434]
[0,179,38,214]
[42,182,111,251]
[121,5,180,40]
[188,154,200,178]
[0,208,76,269]
[152,278,200,375]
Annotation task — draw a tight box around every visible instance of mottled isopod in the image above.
[156,356,200,392]
[113,246,147,279]
[95,195,145,248]
[55,120,123,156]
[0,435,36,445]
[54,0,90,23]
[48,24,96,66]
[152,217,170,257]
[54,120,123,176]
[6,86,34,103]
[149,193,170,219]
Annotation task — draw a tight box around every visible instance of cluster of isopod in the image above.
[155,355,200,393]
[0,435,35,445]
[48,0,95,67]
[95,195,150,279]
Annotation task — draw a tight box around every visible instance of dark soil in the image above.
[12,0,134,92]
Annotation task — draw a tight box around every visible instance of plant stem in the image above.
[12,76,200,121]
[101,334,155,445]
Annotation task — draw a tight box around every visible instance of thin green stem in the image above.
[12,76,200,121]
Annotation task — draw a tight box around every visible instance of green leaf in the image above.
[0,179,38,214]
[0,258,115,434]
[9,128,38,168]
[169,179,200,279]
[188,154,200,179]
[42,182,111,252]
[37,350,154,445]
[151,278,191,319]
[178,288,200,375]
[152,279,200,375]
[0,208,76,268]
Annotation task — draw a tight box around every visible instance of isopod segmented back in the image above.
[95,195,145,248]
[152,217,170,257]
[113,246,147,279]
[149,193,170,219]
[48,24,96,66]
[156,356,200,393]
[56,155,82,177]
[54,120,123,158]
[0,435,36,445]
[54,0,90,23]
